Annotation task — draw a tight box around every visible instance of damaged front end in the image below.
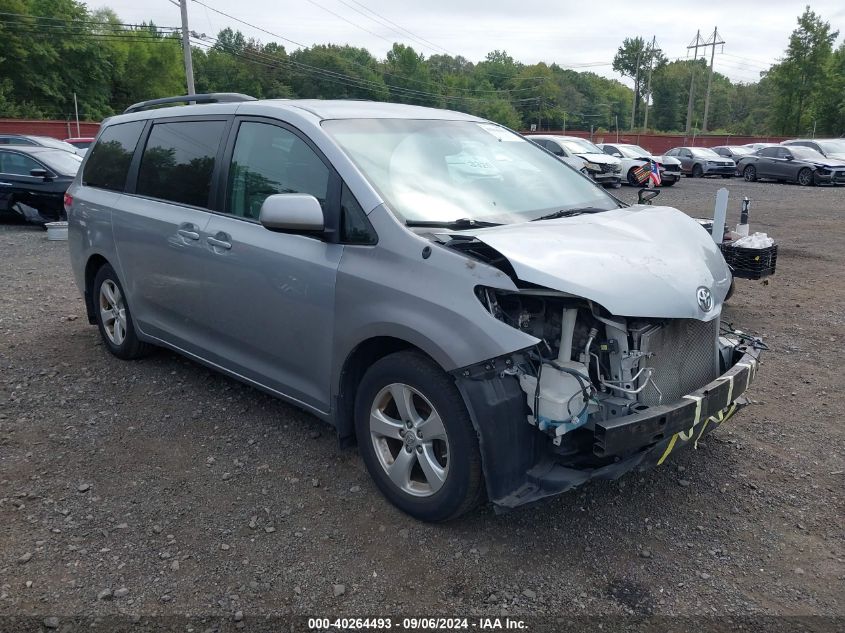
[453,285,763,511]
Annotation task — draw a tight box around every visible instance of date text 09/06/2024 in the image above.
[307,617,528,630]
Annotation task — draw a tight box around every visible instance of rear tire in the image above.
[354,351,484,522]
[92,264,152,360]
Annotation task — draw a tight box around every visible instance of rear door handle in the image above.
[207,234,232,250]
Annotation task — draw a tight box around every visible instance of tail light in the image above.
[63,192,73,214]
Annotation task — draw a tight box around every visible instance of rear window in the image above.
[83,121,145,191]
[137,120,226,208]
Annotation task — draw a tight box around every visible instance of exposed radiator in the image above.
[637,318,720,406]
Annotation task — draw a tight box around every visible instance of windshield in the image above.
[323,119,618,224]
[618,145,651,158]
[39,150,82,175]
[559,138,603,154]
[789,147,826,161]
[691,148,720,158]
[817,140,845,154]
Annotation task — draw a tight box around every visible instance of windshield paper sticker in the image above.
[477,123,522,142]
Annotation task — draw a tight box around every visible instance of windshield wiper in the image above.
[530,207,609,222]
[405,218,502,230]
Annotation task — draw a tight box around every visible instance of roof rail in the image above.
[123,93,256,114]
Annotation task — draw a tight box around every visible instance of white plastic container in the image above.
[45,221,68,241]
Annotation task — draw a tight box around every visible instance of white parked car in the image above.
[527,135,622,187]
[525,136,589,175]
[596,143,682,187]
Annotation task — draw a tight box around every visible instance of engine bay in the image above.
[476,286,732,451]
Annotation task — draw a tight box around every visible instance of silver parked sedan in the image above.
[67,95,762,521]
[664,146,736,177]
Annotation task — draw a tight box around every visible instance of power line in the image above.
[195,34,525,105]
[339,0,452,55]
[190,1,542,96]
[302,0,393,45]
[0,11,180,30]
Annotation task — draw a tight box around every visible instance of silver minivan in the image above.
[67,94,763,521]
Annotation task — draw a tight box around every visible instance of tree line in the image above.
[0,0,842,137]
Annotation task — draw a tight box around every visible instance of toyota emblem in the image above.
[697,286,713,312]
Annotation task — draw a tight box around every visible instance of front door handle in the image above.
[207,234,232,250]
[177,223,200,241]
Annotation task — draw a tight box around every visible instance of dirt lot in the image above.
[1,178,843,628]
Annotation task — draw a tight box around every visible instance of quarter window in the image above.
[137,120,226,207]
[83,121,145,192]
[226,122,329,219]
[340,183,376,244]
[0,151,41,175]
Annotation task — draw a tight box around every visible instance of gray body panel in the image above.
[200,213,343,413]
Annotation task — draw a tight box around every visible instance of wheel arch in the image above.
[334,336,441,446]
[83,253,111,324]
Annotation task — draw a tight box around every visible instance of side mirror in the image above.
[637,188,661,205]
[784,155,793,161]
[613,152,622,158]
[259,193,324,232]
[30,168,49,179]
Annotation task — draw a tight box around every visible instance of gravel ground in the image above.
[1,178,843,628]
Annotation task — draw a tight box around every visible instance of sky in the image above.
[97,0,845,87]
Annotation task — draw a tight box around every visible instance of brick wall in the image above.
[0,119,101,139]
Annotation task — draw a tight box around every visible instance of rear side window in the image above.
[760,147,779,158]
[83,121,145,191]
[137,120,226,208]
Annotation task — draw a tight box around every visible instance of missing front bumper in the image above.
[455,342,762,511]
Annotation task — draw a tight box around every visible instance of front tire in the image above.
[743,165,757,182]
[692,163,704,178]
[797,168,813,186]
[93,264,152,360]
[354,351,483,522]
[661,179,676,187]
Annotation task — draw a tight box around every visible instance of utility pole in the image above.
[537,97,542,132]
[73,92,80,136]
[179,0,196,95]
[642,36,660,131]
[684,30,705,138]
[630,42,643,130]
[702,27,725,132]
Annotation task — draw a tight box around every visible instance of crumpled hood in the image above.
[456,205,731,320]
[575,152,619,165]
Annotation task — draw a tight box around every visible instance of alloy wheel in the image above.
[369,383,449,497]
[99,279,127,346]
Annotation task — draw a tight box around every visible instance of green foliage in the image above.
[766,6,840,135]
[0,1,842,138]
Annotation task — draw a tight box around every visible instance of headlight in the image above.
[583,162,600,171]
[707,160,717,165]
[816,167,830,175]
